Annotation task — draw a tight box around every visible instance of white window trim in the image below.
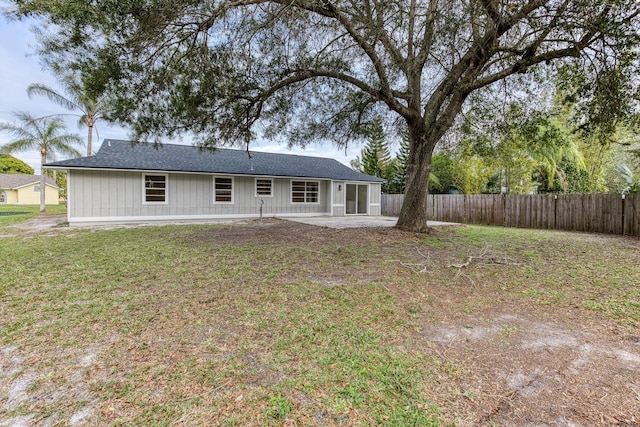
[213,176,234,204]
[290,179,320,204]
[142,173,169,205]
[255,178,274,198]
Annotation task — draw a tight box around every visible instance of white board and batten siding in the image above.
[369,183,382,215]
[332,181,345,216]
[68,170,333,224]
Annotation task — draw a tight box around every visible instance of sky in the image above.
[0,15,364,174]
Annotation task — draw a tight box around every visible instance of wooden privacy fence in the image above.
[381,193,640,236]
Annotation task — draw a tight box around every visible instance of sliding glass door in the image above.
[345,184,368,215]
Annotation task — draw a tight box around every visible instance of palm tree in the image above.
[615,164,640,194]
[27,75,105,156]
[0,112,82,212]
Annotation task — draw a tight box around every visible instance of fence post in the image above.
[553,194,557,231]
[502,194,506,227]
[621,193,626,235]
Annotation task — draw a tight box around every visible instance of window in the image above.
[291,180,319,203]
[33,185,40,192]
[255,178,273,197]
[144,174,167,203]
[214,177,234,203]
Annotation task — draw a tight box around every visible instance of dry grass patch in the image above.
[1,219,639,426]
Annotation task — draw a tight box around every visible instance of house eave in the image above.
[9,182,60,190]
[48,165,384,184]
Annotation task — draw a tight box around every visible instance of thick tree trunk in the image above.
[395,86,469,232]
[395,123,435,232]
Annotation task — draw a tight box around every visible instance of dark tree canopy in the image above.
[9,0,640,230]
[0,154,34,175]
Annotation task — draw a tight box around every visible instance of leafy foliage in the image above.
[0,154,34,174]
[429,154,461,194]
[355,119,403,193]
[360,120,391,178]
[391,133,411,194]
[460,100,595,194]
[44,169,68,200]
[9,0,640,229]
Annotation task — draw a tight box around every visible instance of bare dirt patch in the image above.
[0,214,68,237]
[422,310,640,426]
[0,344,100,427]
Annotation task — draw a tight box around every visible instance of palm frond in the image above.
[12,111,41,125]
[27,83,80,112]
[0,138,38,154]
[614,164,635,186]
[48,134,84,158]
[1,112,82,160]
[0,112,39,145]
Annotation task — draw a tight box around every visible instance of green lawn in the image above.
[0,204,66,228]
[0,220,638,425]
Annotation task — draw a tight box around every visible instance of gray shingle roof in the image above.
[45,139,385,183]
[0,173,58,189]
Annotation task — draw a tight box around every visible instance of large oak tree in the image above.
[9,0,639,231]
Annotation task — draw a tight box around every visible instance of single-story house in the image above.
[0,173,59,205]
[45,139,385,225]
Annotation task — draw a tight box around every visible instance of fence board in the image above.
[381,194,403,217]
[446,195,465,223]
[608,194,623,234]
[624,194,640,236]
[555,195,570,231]
[381,193,639,236]
[466,195,480,224]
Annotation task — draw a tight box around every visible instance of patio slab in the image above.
[285,216,458,229]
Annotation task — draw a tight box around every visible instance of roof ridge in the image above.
[102,139,346,163]
[0,173,58,188]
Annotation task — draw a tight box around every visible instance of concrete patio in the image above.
[285,216,458,229]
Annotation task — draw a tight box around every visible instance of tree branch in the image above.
[367,0,405,69]
[317,1,395,102]
[252,68,410,117]
[462,34,599,94]
[415,0,439,67]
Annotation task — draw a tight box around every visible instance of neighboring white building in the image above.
[46,140,384,225]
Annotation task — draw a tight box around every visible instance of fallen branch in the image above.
[396,246,431,274]
[400,262,428,274]
[448,256,478,269]
[453,270,477,287]
[447,244,520,268]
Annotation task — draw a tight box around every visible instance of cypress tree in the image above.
[361,119,391,179]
